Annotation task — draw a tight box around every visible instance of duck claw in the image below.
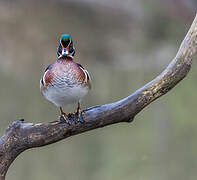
[59,114,71,125]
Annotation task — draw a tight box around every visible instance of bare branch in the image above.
[1,14,197,180]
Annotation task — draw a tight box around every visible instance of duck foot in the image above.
[58,114,71,125]
[58,107,71,125]
[69,109,85,124]
[74,101,85,123]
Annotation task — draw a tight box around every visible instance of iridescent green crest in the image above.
[60,34,72,42]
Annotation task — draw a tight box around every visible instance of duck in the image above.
[40,34,91,123]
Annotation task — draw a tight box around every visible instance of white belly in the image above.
[42,84,89,107]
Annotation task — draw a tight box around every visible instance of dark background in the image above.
[0,0,197,179]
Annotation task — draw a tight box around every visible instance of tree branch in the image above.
[1,14,197,180]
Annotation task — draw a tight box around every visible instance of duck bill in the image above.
[61,45,69,56]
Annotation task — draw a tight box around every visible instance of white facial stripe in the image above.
[69,39,72,45]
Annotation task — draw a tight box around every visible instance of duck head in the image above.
[57,34,75,58]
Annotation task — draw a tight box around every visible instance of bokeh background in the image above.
[0,0,197,179]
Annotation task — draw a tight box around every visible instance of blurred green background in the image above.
[0,0,197,179]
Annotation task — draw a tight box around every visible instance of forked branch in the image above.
[1,14,197,180]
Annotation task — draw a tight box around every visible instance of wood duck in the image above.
[40,34,91,123]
